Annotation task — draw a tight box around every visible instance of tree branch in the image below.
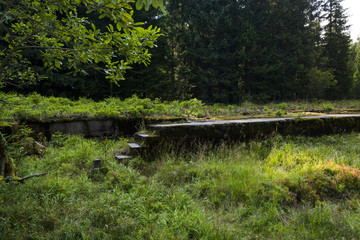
[5,173,48,184]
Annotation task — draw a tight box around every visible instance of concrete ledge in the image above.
[23,116,186,139]
[26,118,140,138]
[149,114,360,143]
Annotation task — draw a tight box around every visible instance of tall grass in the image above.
[2,133,360,239]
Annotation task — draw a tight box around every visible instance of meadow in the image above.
[1,130,360,239]
[1,92,360,123]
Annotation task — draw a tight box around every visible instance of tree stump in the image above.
[92,159,104,169]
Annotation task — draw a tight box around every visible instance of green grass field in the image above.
[2,132,360,239]
[1,92,360,123]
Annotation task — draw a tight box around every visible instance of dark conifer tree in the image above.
[322,0,352,98]
[162,0,246,103]
[242,0,311,101]
[350,39,360,97]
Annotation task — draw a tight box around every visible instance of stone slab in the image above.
[149,114,360,143]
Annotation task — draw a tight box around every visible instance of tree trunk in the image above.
[0,132,14,177]
[0,132,7,176]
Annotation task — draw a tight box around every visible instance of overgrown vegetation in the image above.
[1,92,360,123]
[1,1,359,238]
[2,132,360,239]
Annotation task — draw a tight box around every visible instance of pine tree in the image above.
[163,0,245,103]
[322,0,352,98]
[350,39,360,97]
[242,0,311,101]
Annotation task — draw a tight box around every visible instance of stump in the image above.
[92,159,104,169]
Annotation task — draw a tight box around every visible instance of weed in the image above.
[263,106,273,115]
[275,109,285,117]
[277,102,288,110]
[322,103,335,112]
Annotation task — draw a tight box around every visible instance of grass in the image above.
[1,92,360,123]
[2,132,360,239]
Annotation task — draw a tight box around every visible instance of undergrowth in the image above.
[1,92,360,122]
[1,133,360,239]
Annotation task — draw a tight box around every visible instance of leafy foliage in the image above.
[2,0,356,103]
[0,0,162,87]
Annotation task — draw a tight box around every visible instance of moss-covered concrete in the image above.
[3,114,360,147]
[149,114,360,149]
[23,117,185,139]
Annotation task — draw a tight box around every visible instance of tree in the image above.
[116,4,182,100]
[0,0,163,177]
[350,39,360,97]
[153,0,245,103]
[241,0,312,101]
[0,0,162,88]
[321,0,351,98]
[186,0,245,103]
[300,0,333,99]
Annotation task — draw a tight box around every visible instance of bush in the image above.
[277,162,360,204]
[322,103,335,112]
[275,109,285,117]
[277,103,288,110]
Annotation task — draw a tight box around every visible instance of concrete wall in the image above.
[149,114,360,144]
[27,118,141,139]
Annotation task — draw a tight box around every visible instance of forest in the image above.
[2,0,360,103]
[3,1,360,239]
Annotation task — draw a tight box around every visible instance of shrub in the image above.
[263,106,272,115]
[277,162,360,204]
[275,109,285,117]
[322,103,335,112]
[277,103,288,110]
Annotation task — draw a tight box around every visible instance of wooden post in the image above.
[92,159,104,170]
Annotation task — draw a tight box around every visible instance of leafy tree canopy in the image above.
[0,0,163,88]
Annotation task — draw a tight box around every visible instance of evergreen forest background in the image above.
[3,0,360,104]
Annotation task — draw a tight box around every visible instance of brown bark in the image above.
[0,132,7,176]
[0,132,14,177]
[5,173,47,183]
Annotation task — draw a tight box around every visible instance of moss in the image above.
[0,122,19,136]
[284,118,324,136]
[4,157,16,178]
[144,116,186,124]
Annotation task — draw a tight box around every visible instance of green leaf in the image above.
[145,0,152,11]
[158,0,164,11]
[121,12,132,23]
[116,22,122,31]
[107,24,114,32]
[152,0,159,8]
[54,60,62,68]
[136,0,143,10]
